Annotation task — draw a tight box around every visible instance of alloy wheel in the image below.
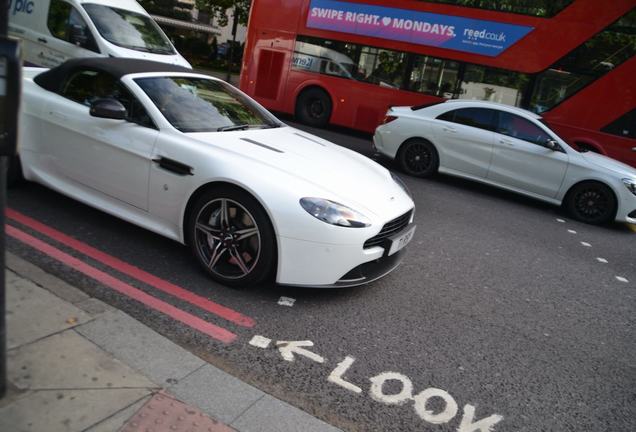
[194,198,261,280]
[404,142,432,175]
[574,188,611,221]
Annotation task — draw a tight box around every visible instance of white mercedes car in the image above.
[374,100,636,225]
[14,58,415,288]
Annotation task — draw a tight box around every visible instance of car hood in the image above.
[186,126,410,218]
[580,151,636,178]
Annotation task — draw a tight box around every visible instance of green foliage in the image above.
[421,0,573,17]
[194,0,251,26]
[138,0,191,20]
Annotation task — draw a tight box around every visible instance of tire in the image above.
[397,139,439,178]
[564,181,617,225]
[186,186,276,287]
[576,143,599,154]
[7,155,23,188]
[295,88,332,127]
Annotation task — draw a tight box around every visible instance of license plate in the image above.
[388,225,416,256]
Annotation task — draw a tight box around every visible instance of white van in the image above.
[8,0,191,68]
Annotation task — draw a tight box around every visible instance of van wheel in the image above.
[296,88,332,127]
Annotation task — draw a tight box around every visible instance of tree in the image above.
[138,0,191,21]
[195,0,251,27]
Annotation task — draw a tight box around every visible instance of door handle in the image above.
[442,127,457,133]
[632,147,636,152]
[38,37,47,44]
[499,139,514,146]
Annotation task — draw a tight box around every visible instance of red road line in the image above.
[7,224,237,343]
[6,208,255,328]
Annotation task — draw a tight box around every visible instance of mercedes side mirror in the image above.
[89,98,127,120]
[545,139,559,151]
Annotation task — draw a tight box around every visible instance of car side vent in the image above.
[364,210,412,249]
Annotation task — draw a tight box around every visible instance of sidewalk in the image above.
[0,253,342,432]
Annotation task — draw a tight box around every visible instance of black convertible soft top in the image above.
[33,57,194,93]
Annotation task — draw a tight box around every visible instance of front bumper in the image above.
[276,223,415,288]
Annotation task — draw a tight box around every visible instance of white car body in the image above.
[18,59,415,287]
[374,100,636,224]
[9,0,190,68]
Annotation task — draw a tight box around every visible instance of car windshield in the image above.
[135,76,282,133]
[83,4,175,54]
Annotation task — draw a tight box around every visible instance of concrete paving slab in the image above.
[231,395,343,432]
[84,394,151,432]
[170,364,265,425]
[76,310,205,386]
[0,388,150,432]
[75,297,114,316]
[8,330,156,390]
[6,252,90,304]
[6,269,90,349]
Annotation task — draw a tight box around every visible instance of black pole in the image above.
[1,0,21,400]
[0,155,5,399]
[225,7,239,83]
[0,0,8,399]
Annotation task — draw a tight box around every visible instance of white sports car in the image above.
[15,58,415,288]
[374,100,636,225]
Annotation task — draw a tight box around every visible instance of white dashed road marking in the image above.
[615,276,629,283]
[278,296,296,307]
[580,242,592,247]
[249,335,272,348]
[556,218,566,223]
[596,257,608,263]
[567,229,577,234]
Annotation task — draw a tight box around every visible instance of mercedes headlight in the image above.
[391,172,411,198]
[300,198,371,228]
[623,178,636,196]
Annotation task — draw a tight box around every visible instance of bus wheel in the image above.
[576,143,599,154]
[296,88,332,127]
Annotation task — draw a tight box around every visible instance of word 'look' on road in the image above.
[250,337,503,432]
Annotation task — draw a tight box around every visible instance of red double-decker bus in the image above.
[239,0,636,167]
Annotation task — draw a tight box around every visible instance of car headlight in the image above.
[300,197,371,228]
[391,172,411,198]
[623,178,636,196]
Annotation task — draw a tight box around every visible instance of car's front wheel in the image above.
[187,186,276,287]
[397,139,439,178]
[564,181,617,225]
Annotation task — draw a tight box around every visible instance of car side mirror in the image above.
[69,24,89,47]
[89,98,127,120]
[545,139,560,151]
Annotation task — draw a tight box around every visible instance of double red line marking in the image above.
[6,208,255,343]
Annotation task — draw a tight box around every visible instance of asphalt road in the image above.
[6,120,636,432]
